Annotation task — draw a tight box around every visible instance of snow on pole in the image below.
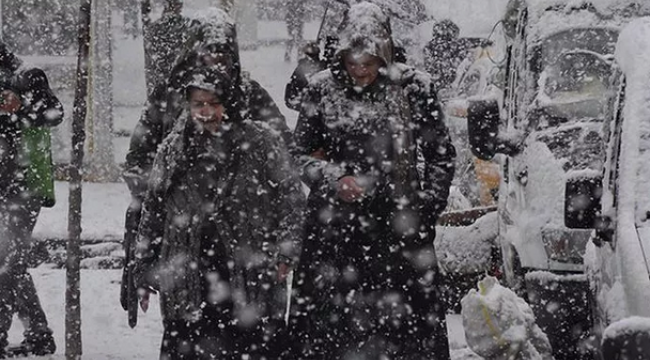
[86,0,116,181]
[67,0,92,358]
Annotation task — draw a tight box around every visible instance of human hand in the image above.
[0,90,21,113]
[277,262,291,282]
[138,287,157,313]
[337,176,364,203]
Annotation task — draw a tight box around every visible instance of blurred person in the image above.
[0,43,63,358]
[424,19,466,91]
[284,0,307,62]
[288,2,455,359]
[143,0,188,93]
[121,7,291,318]
[284,40,331,112]
[134,67,304,359]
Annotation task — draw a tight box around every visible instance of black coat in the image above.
[124,13,290,199]
[290,56,456,357]
[423,36,467,91]
[135,117,305,323]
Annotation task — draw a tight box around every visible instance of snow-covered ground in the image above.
[6,269,470,359]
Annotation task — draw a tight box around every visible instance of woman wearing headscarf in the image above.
[134,67,304,360]
[288,2,455,359]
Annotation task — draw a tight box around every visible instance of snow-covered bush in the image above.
[461,276,553,360]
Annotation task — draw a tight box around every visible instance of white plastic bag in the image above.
[460,276,554,360]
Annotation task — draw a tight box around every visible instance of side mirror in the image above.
[467,99,500,160]
[565,177,603,229]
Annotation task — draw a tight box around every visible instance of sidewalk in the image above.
[33,182,130,242]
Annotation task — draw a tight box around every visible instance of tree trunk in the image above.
[86,0,117,181]
[67,0,91,358]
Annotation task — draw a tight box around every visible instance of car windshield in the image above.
[533,28,618,120]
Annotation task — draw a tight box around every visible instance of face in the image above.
[189,88,225,133]
[343,52,383,87]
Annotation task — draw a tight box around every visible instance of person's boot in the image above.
[10,332,56,356]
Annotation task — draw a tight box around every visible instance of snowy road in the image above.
[7,269,473,359]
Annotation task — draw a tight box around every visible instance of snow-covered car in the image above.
[466,0,650,358]
[584,17,650,359]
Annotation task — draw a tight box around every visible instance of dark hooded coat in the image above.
[423,20,467,91]
[143,9,189,93]
[289,3,454,359]
[133,68,305,357]
[124,8,291,200]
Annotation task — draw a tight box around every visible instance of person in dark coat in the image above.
[0,43,63,357]
[134,66,305,360]
[424,19,466,91]
[284,0,307,62]
[121,7,291,316]
[125,7,291,196]
[284,40,331,112]
[288,2,455,359]
[143,0,188,94]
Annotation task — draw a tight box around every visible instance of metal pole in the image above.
[67,0,91,358]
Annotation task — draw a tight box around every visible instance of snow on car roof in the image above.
[525,0,650,17]
[520,0,650,41]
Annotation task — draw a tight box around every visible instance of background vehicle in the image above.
[467,1,650,358]
[584,17,650,359]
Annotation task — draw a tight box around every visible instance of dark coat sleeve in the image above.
[246,79,294,149]
[123,84,168,199]
[16,68,64,127]
[133,189,165,291]
[259,128,305,264]
[408,76,456,224]
[284,57,324,111]
[292,80,346,190]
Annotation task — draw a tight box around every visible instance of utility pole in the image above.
[67,0,91,358]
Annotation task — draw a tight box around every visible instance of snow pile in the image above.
[436,212,498,274]
[584,241,631,324]
[461,276,553,360]
[603,316,650,342]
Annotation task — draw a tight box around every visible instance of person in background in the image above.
[134,67,304,359]
[143,0,188,94]
[288,2,455,359]
[424,19,466,91]
[0,43,63,358]
[284,0,307,62]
